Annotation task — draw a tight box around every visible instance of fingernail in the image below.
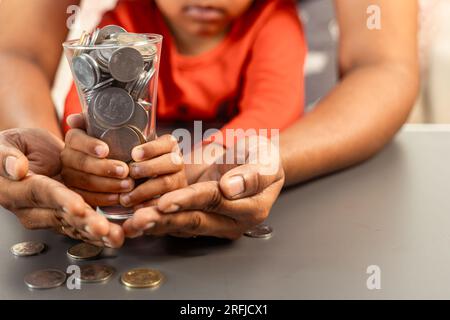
[227,175,245,197]
[163,204,180,213]
[121,194,131,205]
[115,166,125,176]
[5,156,17,178]
[144,222,155,230]
[171,153,182,165]
[95,145,108,157]
[102,236,112,247]
[132,147,144,161]
[131,165,140,176]
[129,231,144,239]
[120,180,131,189]
[84,225,92,234]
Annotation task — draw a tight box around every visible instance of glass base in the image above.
[97,205,133,221]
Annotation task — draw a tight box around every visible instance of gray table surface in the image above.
[1,127,450,300]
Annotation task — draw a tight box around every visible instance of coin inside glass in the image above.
[72,53,101,89]
[93,87,135,127]
[101,126,142,162]
[109,47,144,82]
[97,25,127,43]
[24,269,66,289]
[126,102,149,132]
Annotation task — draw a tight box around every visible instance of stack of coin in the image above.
[71,25,157,162]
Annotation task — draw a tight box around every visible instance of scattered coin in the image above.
[67,243,103,260]
[244,224,273,239]
[10,241,45,257]
[101,126,142,162]
[78,264,115,283]
[24,269,66,289]
[121,268,164,288]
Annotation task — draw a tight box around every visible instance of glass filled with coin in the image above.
[63,26,163,221]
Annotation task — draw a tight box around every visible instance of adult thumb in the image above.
[0,143,29,181]
[219,163,281,200]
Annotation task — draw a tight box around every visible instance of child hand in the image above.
[119,134,187,209]
[60,128,134,207]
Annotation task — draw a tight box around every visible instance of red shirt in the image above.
[63,0,306,142]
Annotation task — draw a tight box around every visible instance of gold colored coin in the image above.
[67,242,103,260]
[121,268,164,288]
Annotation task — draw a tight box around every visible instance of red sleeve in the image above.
[213,1,306,146]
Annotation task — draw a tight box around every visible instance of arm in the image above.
[0,0,79,138]
[281,0,419,185]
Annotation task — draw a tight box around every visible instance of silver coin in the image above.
[244,224,273,239]
[127,67,155,101]
[101,126,142,162]
[67,242,103,260]
[126,102,149,132]
[72,53,101,89]
[10,241,45,257]
[111,32,148,45]
[138,99,152,111]
[128,125,148,144]
[93,87,135,127]
[97,25,127,43]
[86,101,108,139]
[109,47,144,82]
[24,269,66,289]
[78,264,115,283]
[89,28,100,46]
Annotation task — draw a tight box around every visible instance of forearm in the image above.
[0,52,62,138]
[280,61,419,186]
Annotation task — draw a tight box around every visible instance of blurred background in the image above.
[52,0,450,123]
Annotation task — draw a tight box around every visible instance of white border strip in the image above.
[402,124,450,132]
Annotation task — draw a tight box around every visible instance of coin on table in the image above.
[109,47,144,82]
[72,53,101,89]
[126,102,149,132]
[101,126,142,162]
[93,87,135,127]
[67,243,103,260]
[10,241,45,257]
[97,25,127,43]
[244,224,273,239]
[24,269,66,289]
[78,264,115,283]
[121,268,164,288]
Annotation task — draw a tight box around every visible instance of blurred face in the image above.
[154,0,254,36]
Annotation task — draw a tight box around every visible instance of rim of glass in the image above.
[63,33,163,50]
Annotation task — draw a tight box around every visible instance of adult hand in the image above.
[123,135,285,239]
[0,128,124,247]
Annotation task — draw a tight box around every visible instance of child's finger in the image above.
[65,129,109,158]
[61,167,134,193]
[131,134,178,162]
[69,187,120,207]
[119,171,186,207]
[66,113,86,130]
[129,152,183,179]
[61,148,129,179]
